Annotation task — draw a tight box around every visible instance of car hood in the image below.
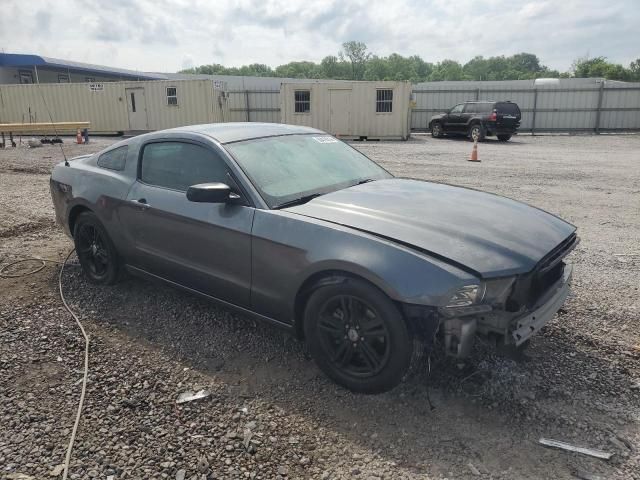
[286,179,576,278]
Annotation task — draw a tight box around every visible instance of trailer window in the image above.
[376,89,393,113]
[294,90,310,113]
[97,146,128,171]
[166,87,178,106]
[58,74,69,83]
[19,70,34,84]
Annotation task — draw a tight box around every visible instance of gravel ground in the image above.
[1,133,639,480]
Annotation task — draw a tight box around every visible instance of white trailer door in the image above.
[329,89,352,136]
[125,87,149,130]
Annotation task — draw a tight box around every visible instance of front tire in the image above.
[431,122,444,138]
[303,278,413,393]
[497,134,512,141]
[73,211,121,285]
[469,123,486,142]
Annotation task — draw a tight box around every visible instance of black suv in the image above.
[429,101,521,141]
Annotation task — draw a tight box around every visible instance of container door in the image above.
[329,89,352,136]
[125,87,149,130]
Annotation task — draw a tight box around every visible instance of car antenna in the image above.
[33,66,69,166]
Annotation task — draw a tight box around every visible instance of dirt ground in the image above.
[1,133,639,480]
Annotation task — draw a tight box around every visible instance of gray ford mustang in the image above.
[50,123,577,393]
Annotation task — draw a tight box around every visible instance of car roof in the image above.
[163,122,325,144]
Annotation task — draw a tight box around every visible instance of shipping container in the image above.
[0,79,229,134]
[280,80,412,140]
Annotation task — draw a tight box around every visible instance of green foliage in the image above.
[180,43,640,82]
[340,41,371,80]
[571,56,636,81]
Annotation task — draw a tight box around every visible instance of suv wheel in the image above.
[497,134,512,142]
[469,123,485,142]
[73,211,121,285]
[303,278,414,394]
[431,122,444,138]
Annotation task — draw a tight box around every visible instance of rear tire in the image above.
[431,122,444,138]
[497,134,512,142]
[73,211,121,285]
[303,278,413,394]
[469,123,485,142]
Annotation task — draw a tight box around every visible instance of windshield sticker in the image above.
[312,136,339,144]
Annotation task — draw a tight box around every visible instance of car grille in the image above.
[506,233,578,311]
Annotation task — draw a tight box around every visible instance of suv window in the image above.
[496,102,520,116]
[465,102,493,114]
[140,142,229,191]
[450,104,464,114]
[97,146,128,171]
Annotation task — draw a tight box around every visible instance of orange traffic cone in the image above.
[76,129,83,144]
[468,139,480,162]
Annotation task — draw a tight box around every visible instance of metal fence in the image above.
[209,75,640,133]
[411,79,640,133]
[228,89,280,123]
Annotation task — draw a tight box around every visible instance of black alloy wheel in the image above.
[317,294,391,378]
[73,211,120,284]
[304,278,413,393]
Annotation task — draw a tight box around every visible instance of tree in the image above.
[340,41,370,80]
[428,60,465,81]
[319,55,350,79]
[180,46,640,83]
[571,56,633,81]
[274,61,321,78]
[630,59,640,81]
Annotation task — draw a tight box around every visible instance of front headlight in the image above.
[445,284,485,307]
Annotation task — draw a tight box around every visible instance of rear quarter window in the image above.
[465,103,493,114]
[496,102,521,116]
[97,146,128,171]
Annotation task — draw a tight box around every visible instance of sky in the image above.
[0,0,638,73]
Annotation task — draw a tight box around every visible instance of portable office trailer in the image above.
[0,79,229,134]
[280,81,412,140]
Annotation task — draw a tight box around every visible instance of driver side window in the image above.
[450,104,464,114]
[140,141,229,191]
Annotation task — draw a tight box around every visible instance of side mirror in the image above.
[186,183,240,203]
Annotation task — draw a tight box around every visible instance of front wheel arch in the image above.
[68,204,93,235]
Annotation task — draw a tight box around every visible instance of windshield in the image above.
[226,134,392,208]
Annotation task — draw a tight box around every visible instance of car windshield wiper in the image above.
[272,193,324,209]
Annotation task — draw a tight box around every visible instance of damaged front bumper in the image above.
[441,264,573,358]
[510,264,572,346]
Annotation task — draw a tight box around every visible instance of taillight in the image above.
[488,110,497,121]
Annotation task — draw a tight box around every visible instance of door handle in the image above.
[131,198,150,210]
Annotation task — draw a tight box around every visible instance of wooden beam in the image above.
[0,122,91,134]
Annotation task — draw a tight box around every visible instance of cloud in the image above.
[0,0,637,73]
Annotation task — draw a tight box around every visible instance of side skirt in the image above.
[125,264,295,333]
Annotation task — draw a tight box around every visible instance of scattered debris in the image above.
[175,389,211,404]
[243,429,254,450]
[196,455,209,474]
[608,436,630,452]
[614,433,634,451]
[572,469,605,480]
[539,438,613,460]
[49,464,64,477]
[467,462,481,476]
